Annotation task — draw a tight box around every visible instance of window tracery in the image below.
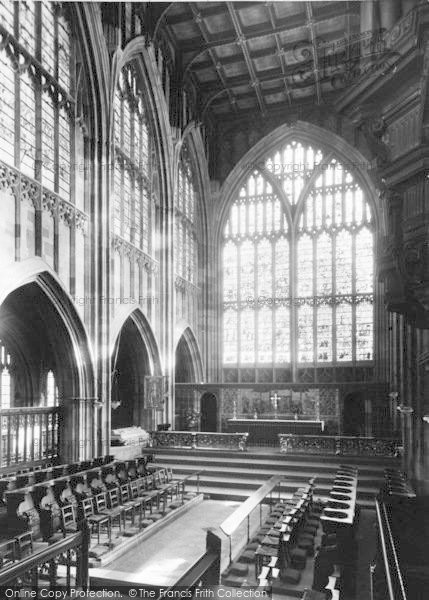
[113,65,155,255]
[175,149,198,284]
[0,1,73,200]
[222,140,374,369]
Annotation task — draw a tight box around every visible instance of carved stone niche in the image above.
[350,103,390,167]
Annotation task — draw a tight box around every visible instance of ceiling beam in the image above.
[306,2,322,105]
[226,1,266,115]
[265,1,292,106]
[189,23,360,72]
[187,2,238,115]
[180,2,359,57]
[210,91,340,121]
[166,1,266,26]
[198,61,319,95]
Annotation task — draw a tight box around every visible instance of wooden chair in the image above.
[61,504,79,534]
[106,488,125,532]
[80,496,111,546]
[15,531,48,559]
[119,484,136,526]
[0,538,17,569]
[141,474,161,510]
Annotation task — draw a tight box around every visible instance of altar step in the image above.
[143,448,399,509]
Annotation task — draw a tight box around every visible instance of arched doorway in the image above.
[174,327,203,430]
[111,310,161,432]
[200,393,218,432]
[0,273,94,462]
[342,393,366,436]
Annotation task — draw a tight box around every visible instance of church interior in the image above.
[0,0,428,598]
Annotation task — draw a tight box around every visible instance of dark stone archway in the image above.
[0,275,95,461]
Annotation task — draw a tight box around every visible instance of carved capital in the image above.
[351,104,390,166]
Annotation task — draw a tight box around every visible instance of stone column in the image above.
[401,0,418,16]
[380,0,401,31]
[397,405,414,475]
[365,398,373,437]
[62,398,101,462]
[420,415,429,494]
[360,1,375,34]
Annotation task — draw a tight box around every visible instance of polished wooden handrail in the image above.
[0,529,89,587]
[0,407,60,415]
[220,475,282,537]
[375,498,407,600]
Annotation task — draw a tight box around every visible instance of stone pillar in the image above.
[62,398,101,462]
[365,398,373,437]
[380,0,401,31]
[401,0,418,16]
[360,1,375,35]
[397,405,414,475]
[419,416,429,494]
[389,391,399,433]
[360,1,380,59]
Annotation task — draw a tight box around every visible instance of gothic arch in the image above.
[175,123,210,239]
[174,325,204,383]
[111,309,162,429]
[0,258,94,400]
[217,121,382,241]
[110,38,174,206]
[111,307,162,376]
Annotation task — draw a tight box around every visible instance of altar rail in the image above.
[0,407,60,468]
[0,527,89,591]
[279,434,400,458]
[150,431,249,451]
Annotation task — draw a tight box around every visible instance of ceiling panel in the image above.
[162,1,364,118]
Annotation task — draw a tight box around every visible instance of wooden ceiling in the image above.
[162,1,362,118]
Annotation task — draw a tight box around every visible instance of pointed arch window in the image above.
[113,65,155,255]
[175,148,198,284]
[45,371,58,407]
[222,141,374,369]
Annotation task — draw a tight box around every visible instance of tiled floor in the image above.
[91,499,244,586]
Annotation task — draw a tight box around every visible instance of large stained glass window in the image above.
[113,65,154,255]
[222,141,374,368]
[0,1,73,199]
[175,149,198,284]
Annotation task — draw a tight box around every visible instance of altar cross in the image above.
[270,392,281,419]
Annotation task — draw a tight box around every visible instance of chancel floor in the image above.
[89,495,375,600]
[90,499,268,587]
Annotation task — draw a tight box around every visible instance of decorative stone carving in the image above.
[174,274,199,294]
[58,199,74,226]
[150,431,248,451]
[279,434,399,457]
[42,191,58,217]
[112,235,159,273]
[21,176,40,208]
[0,162,18,196]
[75,210,88,234]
